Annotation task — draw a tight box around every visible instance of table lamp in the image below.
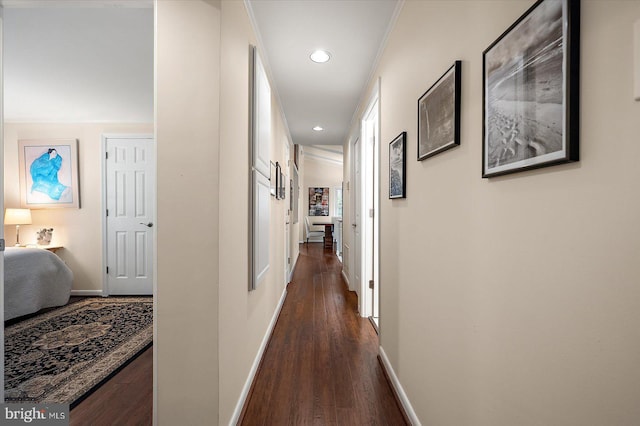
[4,208,32,246]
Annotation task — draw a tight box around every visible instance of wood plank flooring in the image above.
[70,346,152,426]
[11,243,405,425]
[240,243,407,426]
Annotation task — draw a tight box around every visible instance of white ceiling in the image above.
[2,0,400,144]
[247,0,401,145]
[3,5,153,123]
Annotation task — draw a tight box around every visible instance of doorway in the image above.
[103,135,155,295]
[355,84,380,325]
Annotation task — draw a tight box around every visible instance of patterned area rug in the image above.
[4,297,153,406]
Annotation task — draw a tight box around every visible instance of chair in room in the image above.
[304,216,325,244]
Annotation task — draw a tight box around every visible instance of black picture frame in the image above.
[418,60,461,161]
[269,161,277,197]
[389,132,407,199]
[275,162,282,199]
[279,169,286,200]
[482,0,580,177]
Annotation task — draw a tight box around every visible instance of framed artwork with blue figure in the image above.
[18,139,80,209]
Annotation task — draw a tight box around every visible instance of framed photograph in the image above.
[418,60,461,161]
[275,162,282,200]
[483,0,580,177]
[309,187,329,216]
[389,132,406,199]
[270,161,277,197]
[279,169,286,200]
[18,139,80,209]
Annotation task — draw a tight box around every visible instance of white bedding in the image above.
[5,247,73,321]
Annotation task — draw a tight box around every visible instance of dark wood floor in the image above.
[13,243,405,425]
[70,346,152,426]
[239,243,407,426]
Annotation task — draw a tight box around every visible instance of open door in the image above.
[357,84,380,327]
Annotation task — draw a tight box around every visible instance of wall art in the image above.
[483,0,580,177]
[418,61,461,161]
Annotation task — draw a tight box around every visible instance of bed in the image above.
[5,247,73,321]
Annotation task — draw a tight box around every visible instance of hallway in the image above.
[240,243,407,425]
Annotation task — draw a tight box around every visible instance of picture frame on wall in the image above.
[309,187,329,216]
[279,169,286,200]
[275,162,282,200]
[418,60,461,161]
[482,0,580,177]
[270,161,277,197]
[18,139,80,209]
[389,132,406,199]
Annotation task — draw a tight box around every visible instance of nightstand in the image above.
[42,246,63,254]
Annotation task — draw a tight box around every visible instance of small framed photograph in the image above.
[418,60,461,161]
[279,169,286,200]
[270,161,277,197]
[482,0,580,177]
[275,162,282,199]
[389,132,406,199]
[18,139,80,209]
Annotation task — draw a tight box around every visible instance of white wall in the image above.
[156,1,221,423]
[3,122,152,291]
[218,1,292,423]
[344,1,640,424]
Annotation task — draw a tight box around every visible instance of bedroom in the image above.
[2,0,154,416]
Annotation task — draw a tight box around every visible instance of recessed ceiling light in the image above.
[313,126,324,131]
[310,50,331,63]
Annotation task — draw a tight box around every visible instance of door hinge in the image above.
[369,209,374,218]
[287,257,291,265]
[105,151,109,160]
[369,280,374,289]
[0,238,5,252]
[106,209,109,217]
[106,266,109,274]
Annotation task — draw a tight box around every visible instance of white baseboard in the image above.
[229,287,288,425]
[70,290,104,297]
[288,252,299,282]
[379,346,421,426]
[341,269,350,287]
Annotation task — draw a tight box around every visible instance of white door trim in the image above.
[101,133,155,296]
[359,81,380,319]
[0,6,5,401]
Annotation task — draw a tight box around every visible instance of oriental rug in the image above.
[4,297,153,407]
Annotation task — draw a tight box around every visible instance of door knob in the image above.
[352,223,357,228]
[140,222,154,228]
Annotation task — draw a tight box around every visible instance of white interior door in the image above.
[104,135,155,295]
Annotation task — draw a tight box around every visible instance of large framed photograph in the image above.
[18,139,80,209]
[308,187,329,216]
[418,61,461,161]
[483,0,580,177]
[389,132,406,199]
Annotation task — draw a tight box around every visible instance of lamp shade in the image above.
[4,208,32,226]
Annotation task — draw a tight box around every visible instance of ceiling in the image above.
[2,0,400,145]
[247,0,401,145]
[2,2,153,123]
